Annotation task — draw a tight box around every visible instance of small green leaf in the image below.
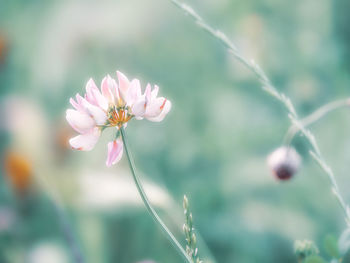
[324,234,340,258]
[304,255,327,263]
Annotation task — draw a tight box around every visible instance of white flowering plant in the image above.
[60,1,350,263]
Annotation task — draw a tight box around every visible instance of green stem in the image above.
[120,127,193,263]
[283,98,350,145]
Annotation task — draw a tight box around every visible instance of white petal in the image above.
[70,94,87,113]
[131,98,146,118]
[70,96,80,111]
[85,79,99,105]
[86,78,98,91]
[126,79,142,106]
[144,84,152,104]
[116,71,130,101]
[151,85,159,99]
[85,104,107,125]
[92,89,108,111]
[145,97,167,118]
[69,128,101,151]
[75,94,85,106]
[85,78,108,110]
[79,97,108,125]
[146,100,171,122]
[101,75,117,104]
[66,109,95,134]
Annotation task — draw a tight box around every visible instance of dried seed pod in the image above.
[267,146,301,180]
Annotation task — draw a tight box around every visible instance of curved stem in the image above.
[120,127,193,263]
[283,98,350,146]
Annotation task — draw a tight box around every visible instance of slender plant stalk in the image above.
[53,203,85,263]
[169,0,350,225]
[284,98,350,145]
[120,127,193,263]
[34,174,85,263]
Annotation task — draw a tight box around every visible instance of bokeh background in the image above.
[1,0,350,262]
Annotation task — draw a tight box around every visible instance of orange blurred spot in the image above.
[3,151,32,195]
[0,34,8,66]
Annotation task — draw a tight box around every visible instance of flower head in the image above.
[267,146,301,180]
[66,71,171,165]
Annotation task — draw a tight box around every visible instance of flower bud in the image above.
[294,240,319,261]
[267,146,301,180]
[183,195,189,211]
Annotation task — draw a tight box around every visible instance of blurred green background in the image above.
[0,0,350,262]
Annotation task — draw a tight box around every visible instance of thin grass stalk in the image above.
[169,0,350,226]
[34,174,85,263]
[283,98,350,145]
[53,204,85,263]
[120,127,193,263]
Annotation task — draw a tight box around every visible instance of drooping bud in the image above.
[267,146,301,180]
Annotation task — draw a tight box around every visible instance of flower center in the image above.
[107,106,132,127]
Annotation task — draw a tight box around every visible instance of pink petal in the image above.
[75,94,85,106]
[106,139,124,167]
[70,94,86,113]
[86,78,98,91]
[92,89,108,111]
[85,79,99,105]
[70,97,80,110]
[66,109,95,134]
[146,100,171,122]
[69,127,101,151]
[101,75,117,104]
[116,71,130,101]
[85,78,108,111]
